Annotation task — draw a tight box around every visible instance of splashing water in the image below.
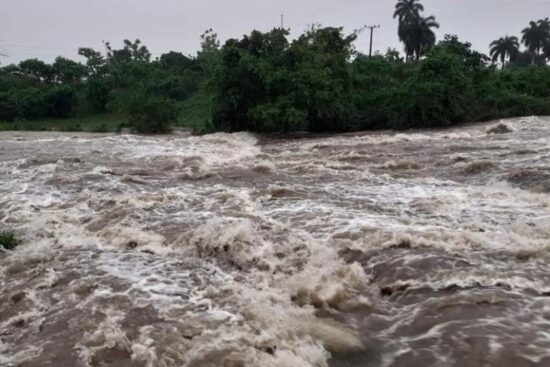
[1,117,550,367]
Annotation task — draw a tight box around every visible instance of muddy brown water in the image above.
[1,116,550,367]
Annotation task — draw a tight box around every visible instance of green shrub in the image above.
[0,92,18,122]
[46,85,76,117]
[125,92,178,134]
[86,77,111,112]
[147,75,199,101]
[16,88,49,119]
[0,231,20,251]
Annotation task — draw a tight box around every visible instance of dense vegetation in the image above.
[0,36,216,133]
[1,0,550,133]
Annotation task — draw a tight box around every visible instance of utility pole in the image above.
[367,25,380,58]
[281,14,284,29]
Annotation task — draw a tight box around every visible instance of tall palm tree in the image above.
[393,0,424,21]
[394,1,438,61]
[490,36,519,68]
[522,20,548,64]
[416,16,439,59]
[538,18,550,62]
[395,0,424,61]
[539,17,550,33]
[544,42,550,62]
[400,15,439,60]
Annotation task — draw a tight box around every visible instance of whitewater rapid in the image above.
[1,116,550,367]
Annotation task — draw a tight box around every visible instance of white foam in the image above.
[2,117,550,366]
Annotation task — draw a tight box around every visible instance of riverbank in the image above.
[1,113,543,140]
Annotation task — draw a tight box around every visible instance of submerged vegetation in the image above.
[1,1,550,133]
[0,230,20,251]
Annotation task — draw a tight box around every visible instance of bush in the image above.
[125,92,178,133]
[86,77,111,112]
[16,88,49,119]
[147,74,201,101]
[0,231,20,250]
[0,92,18,122]
[46,85,76,117]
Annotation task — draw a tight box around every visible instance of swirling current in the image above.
[1,116,550,367]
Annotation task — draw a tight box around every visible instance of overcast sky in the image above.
[1,0,549,65]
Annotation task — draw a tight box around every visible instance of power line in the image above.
[0,43,79,52]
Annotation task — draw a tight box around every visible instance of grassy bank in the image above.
[0,92,213,133]
[175,88,214,133]
[0,113,123,133]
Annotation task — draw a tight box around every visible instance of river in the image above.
[1,116,550,367]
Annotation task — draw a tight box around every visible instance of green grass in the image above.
[0,231,20,251]
[0,113,124,133]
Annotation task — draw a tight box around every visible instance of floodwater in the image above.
[1,116,550,367]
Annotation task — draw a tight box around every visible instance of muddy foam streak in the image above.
[1,117,550,367]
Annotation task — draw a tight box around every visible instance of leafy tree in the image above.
[197,29,221,72]
[212,27,357,133]
[384,48,403,62]
[159,51,198,70]
[52,57,87,83]
[289,26,357,132]
[106,39,151,63]
[18,59,54,82]
[78,47,106,76]
[490,36,519,67]
[436,34,489,68]
[408,47,472,126]
[1,64,19,74]
[212,28,291,132]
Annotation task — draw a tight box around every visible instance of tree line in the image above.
[0,0,549,133]
[491,18,550,67]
